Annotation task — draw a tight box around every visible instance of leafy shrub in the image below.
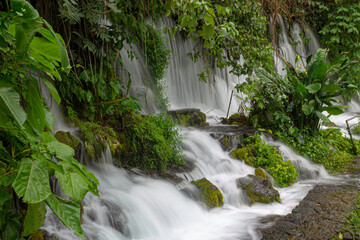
[121,114,184,173]
[231,133,298,187]
[237,49,356,131]
[276,128,360,173]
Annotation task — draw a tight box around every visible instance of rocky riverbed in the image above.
[260,183,359,240]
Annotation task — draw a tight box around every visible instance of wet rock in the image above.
[237,175,280,204]
[260,184,358,240]
[193,178,224,208]
[210,133,244,151]
[255,168,267,180]
[54,131,81,160]
[29,230,44,240]
[167,108,208,127]
[221,113,248,126]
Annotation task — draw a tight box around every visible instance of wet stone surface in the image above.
[260,184,359,240]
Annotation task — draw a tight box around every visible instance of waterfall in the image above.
[42,128,332,240]
[41,15,341,240]
[162,17,245,118]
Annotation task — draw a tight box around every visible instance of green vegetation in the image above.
[0,1,98,238]
[193,178,224,208]
[165,0,273,78]
[231,133,298,187]
[119,114,184,173]
[276,128,360,173]
[310,0,360,93]
[237,49,355,132]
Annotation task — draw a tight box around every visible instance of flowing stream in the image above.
[43,128,336,240]
[42,17,347,239]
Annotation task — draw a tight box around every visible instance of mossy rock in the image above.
[29,230,43,240]
[193,178,224,208]
[237,175,280,204]
[255,168,267,180]
[221,113,248,126]
[168,109,208,127]
[230,147,254,165]
[54,131,81,160]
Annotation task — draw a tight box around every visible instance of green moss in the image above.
[221,113,248,126]
[29,230,43,240]
[230,147,252,165]
[179,114,192,127]
[223,136,229,149]
[169,110,208,127]
[255,168,267,180]
[238,175,280,204]
[231,133,298,187]
[54,131,80,150]
[76,119,120,158]
[193,178,224,208]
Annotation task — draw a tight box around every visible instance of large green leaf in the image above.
[43,20,70,73]
[0,88,27,126]
[321,106,346,115]
[44,107,55,133]
[321,84,342,95]
[42,132,74,162]
[45,194,85,238]
[11,0,39,19]
[2,211,21,240]
[12,158,51,203]
[55,161,89,202]
[26,78,45,134]
[254,68,274,83]
[315,111,331,124]
[306,83,322,94]
[295,82,308,99]
[0,188,11,209]
[70,161,98,196]
[43,79,61,105]
[312,62,327,80]
[14,20,42,54]
[302,100,316,115]
[30,37,61,62]
[23,202,47,236]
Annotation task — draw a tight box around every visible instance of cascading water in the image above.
[42,15,342,240]
[43,129,331,240]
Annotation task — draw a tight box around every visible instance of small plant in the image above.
[231,133,298,187]
[121,113,185,173]
[276,128,360,173]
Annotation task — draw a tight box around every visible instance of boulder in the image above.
[193,178,224,208]
[237,174,280,204]
[221,113,248,126]
[167,108,208,127]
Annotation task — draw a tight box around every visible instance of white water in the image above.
[42,15,343,240]
[43,129,333,240]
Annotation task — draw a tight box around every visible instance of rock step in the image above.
[260,184,359,240]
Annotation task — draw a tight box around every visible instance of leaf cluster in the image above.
[237,49,356,131]
[0,1,98,238]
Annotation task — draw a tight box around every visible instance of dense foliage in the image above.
[276,128,360,173]
[165,0,273,78]
[309,0,360,93]
[231,133,298,187]
[120,114,184,173]
[0,1,98,238]
[237,49,356,131]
